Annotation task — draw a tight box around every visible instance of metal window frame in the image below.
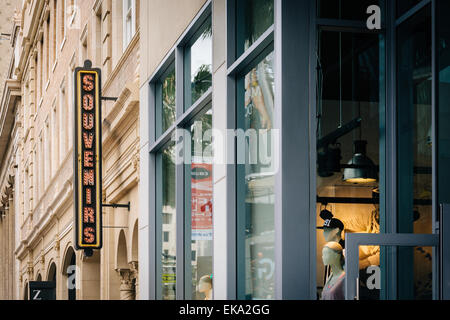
[183,15,213,111]
[148,0,212,300]
[226,0,276,300]
[183,104,213,300]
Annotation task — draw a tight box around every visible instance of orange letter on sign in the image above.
[83,94,94,111]
[84,227,95,243]
[85,188,92,204]
[84,151,94,167]
[83,207,95,223]
[83,132,94,149]
[83,74,94,91]
[83,113,94,130]
[83,169,95,186]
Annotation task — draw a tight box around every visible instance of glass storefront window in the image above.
[236,0,274,58]
[156,64,176,137]
[157,142,176,300]
[184,18,212,109]
[237,52,275,300]
[395,5,433,300]
[318,0,380,21]
[397,6,432,235]
[316,29,383,300]
[186,108,213,300]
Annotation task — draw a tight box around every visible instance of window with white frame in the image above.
[123,0,136,50]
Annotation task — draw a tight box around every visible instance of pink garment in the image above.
[321,273,345,300]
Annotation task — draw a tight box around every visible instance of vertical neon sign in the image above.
[74,60,102,250]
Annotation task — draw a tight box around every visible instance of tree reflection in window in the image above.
[186,20,212,108]
[162,68,176,133]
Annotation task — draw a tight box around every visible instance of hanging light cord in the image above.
[339,32,343,128]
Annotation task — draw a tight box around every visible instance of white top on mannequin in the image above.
[321,242,345,300]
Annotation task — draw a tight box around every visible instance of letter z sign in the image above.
[74,61,102,250]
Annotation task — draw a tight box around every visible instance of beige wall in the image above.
[0,1,14,100]
[0,2,20,301]
[10,0,141,300]
[140,0,208,86]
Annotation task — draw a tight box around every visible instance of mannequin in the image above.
[321,242,345,300]
[323,227,342,243]
[198,275,213,300]
[317,208,345,248]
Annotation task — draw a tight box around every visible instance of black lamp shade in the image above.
[343,140,378,183]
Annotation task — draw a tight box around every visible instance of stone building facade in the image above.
[0,0,141,300]
[0,3,21,301]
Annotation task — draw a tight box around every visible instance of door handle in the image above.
[355,277,360,300]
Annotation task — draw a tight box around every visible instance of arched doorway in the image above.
[47,263,57,282]
[131,221,138,262]
[23,282,29,300]
[62,246,76,300]
[117,230,128,269]
[131,220,139,299]
[116,230,135,300]
[36,274,42,282]
[47,262,57,299]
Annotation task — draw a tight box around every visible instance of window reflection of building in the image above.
[161,144,176,300]
[242,53,275,300]
[190,111,213,300]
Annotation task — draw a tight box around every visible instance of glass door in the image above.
[313,0,450,300]
[345,233,439,300]
[344,0,450,300]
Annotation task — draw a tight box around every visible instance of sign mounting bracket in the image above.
[102,202,131,211]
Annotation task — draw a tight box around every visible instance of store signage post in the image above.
[74,60,103,254]
[74,60,130,256]
[74,60,130,257]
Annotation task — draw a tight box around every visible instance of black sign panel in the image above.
[74,60,102,250]
[29,282,56,300]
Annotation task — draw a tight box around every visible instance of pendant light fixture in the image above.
[343,140,377,184]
